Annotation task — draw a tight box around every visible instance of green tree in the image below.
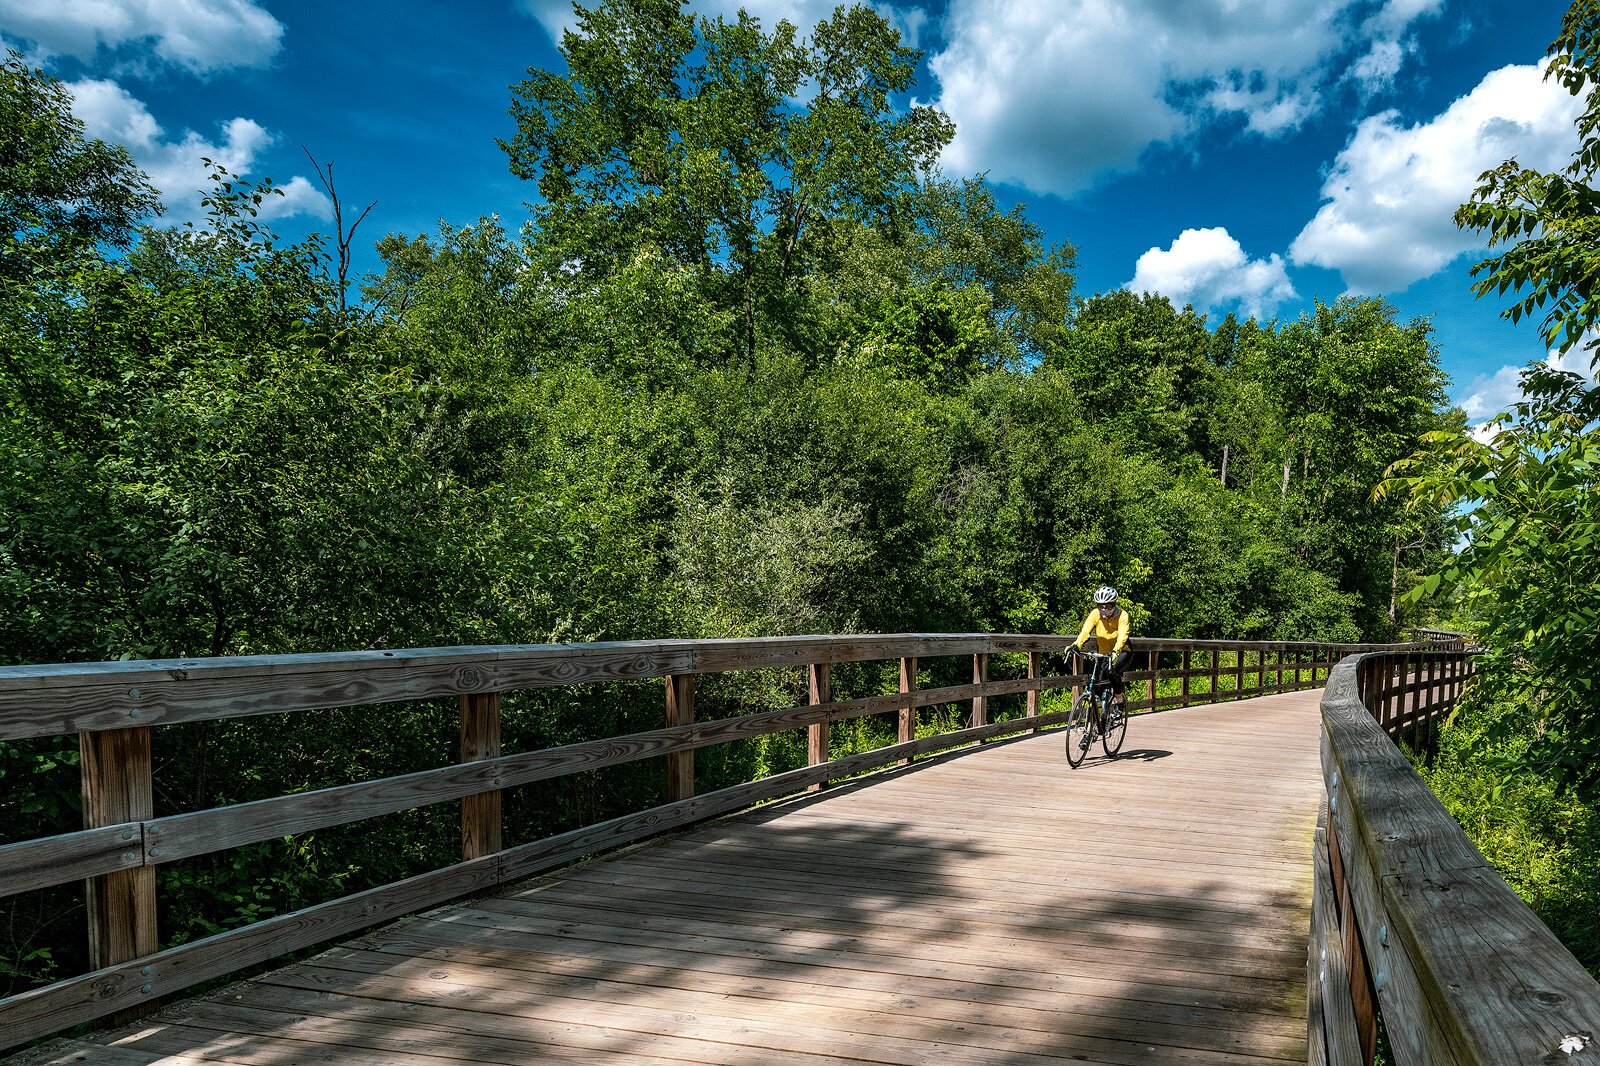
[1384,374,1600,789]
[820,177,1078,375]
[1456,0,1600,378]
[1047,290,1217,461]
[501,0,953,361]
[0,50,158,264]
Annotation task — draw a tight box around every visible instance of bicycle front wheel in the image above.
[1100,694,1127,757]
[1066,693,1094,768]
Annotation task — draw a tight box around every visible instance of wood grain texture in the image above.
[80,728,156,976]
[807,662,830,791]
[1309,814,1361,1066]
[23,688,1330,1065]
[665,674,695,803]
[0,699,1094,1054]
[0,636,1393,742]
[1322,654,1595,1066]
[47,676,1081,877]
[0,824,143,899]
[460,692,502,861]
[971,653,988,731]
[897,656,917,762]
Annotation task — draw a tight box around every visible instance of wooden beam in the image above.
[1026,650,1042,732]
[807,662,830,791]
[971,653,988,740]
[79,725,157,1025]
[459,692,502,861]
[898,657,917,763]
[665,674,695,803]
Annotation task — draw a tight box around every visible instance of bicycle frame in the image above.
[1081,651,1116,706]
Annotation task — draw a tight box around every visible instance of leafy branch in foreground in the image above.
[1379,372,1600,789]
[1455,0,1600,366]
[1386,0,1600,792]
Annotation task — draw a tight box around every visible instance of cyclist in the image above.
[1072,585,1132,710]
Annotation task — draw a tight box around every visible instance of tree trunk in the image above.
[1389,536,1401,625]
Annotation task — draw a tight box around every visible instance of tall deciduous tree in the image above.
[500,0,953,361]
[0,50,158,265]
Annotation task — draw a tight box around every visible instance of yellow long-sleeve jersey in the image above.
[1074,606,1129,655]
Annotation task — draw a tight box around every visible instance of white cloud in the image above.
[67,78,329,224]
[929,0,1440,199]
[1458,364,1526,424]
[1290,61,1582,294]
[259,175,334,223]
[1459,348,1600,437]
[1367,0,1444,37]
[1127,227,1299,320]
[1349,37,1407,94]
[0,0,283,75]
[519,0,924,49]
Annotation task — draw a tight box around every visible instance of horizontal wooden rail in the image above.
[1310,649,1600,1064]
[0,635,1390,743]
[0,824,145,900]
[0,632,1388,1053]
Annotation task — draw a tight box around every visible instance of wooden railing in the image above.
[1,633,1366,1053]
[1310,647,1600,1064]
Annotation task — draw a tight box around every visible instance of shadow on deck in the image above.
[21,692,1325,1065]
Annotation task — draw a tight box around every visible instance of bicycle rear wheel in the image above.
[1065,693,1094,768]
[1100,693,1127,757]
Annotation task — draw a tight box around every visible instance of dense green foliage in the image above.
[0,3,1458,997]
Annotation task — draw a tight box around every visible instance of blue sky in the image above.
[1,0,1587,422]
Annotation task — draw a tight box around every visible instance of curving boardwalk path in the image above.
[17,689,1326,1066]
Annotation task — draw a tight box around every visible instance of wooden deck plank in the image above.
[248,959,1298,1065]
[288,938,1306,1056]
[312,937,1305,1042]
[383,908,1296,1014]
[19,689,1324,1065]
[504,864,1307,950]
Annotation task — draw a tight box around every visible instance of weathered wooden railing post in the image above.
[898,656,917,764]
[80,724,157,1016]
[1386,654,1403,728]
[971,653,988,737]
[1026,650,1042,732]
[459,692,502,860]
[666,673,695,802]
[1070,648,1082,707]
[1147,650,1159,712]
[1237,647,1247,696]
[807,662,830,791]
[1210,647,1221,699]
[1180,646,1192,708]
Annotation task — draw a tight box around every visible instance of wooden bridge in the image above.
[2,636,1598,1064]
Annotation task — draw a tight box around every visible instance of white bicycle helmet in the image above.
[1093,585,1118,604]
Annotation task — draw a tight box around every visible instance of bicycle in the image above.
[1065,650,1128,767]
